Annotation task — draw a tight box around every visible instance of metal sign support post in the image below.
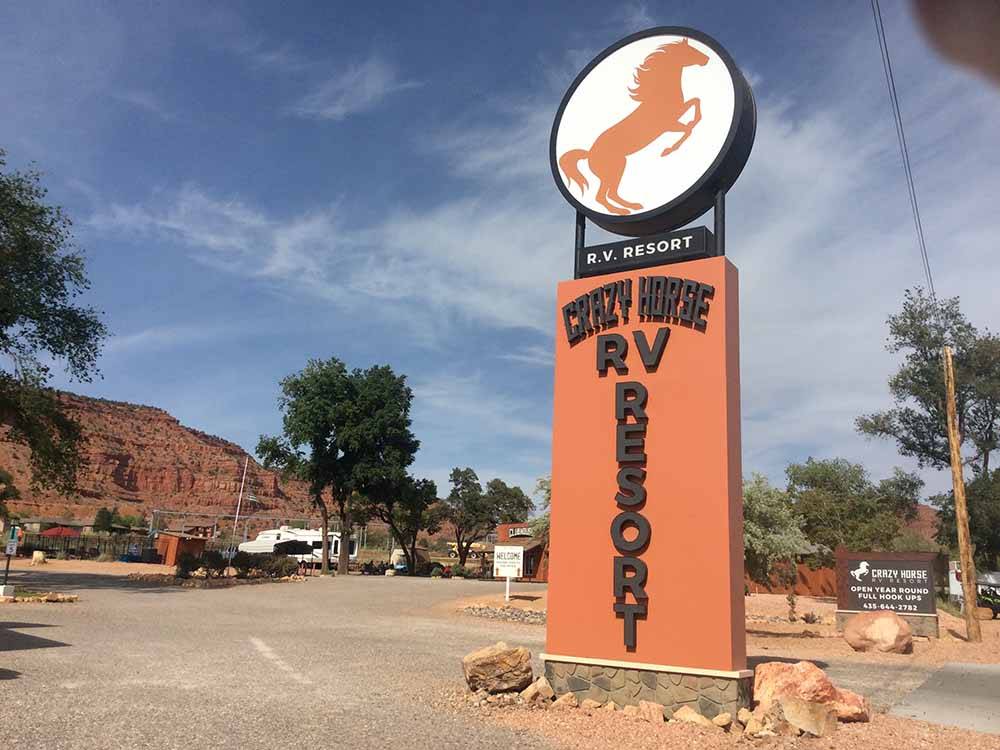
[574,211,586,278]
[2,526,17,596]
[714,189,726,255]
[505,574,511,603]
[3,553,11,587]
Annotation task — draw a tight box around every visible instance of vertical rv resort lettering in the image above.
[574,273,714,649]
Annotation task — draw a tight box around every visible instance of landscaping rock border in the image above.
[462,605,546,625]
[125,573,305,588]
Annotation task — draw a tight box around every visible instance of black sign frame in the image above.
[835,550,939,617]
[575,226,716,279]
[550,26,757,238]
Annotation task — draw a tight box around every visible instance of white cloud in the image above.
[412,373,550,444]
[104,324,236,355]
[497,345,554,368]
[619,3,656,32]
[113,90,176,121]
[289,55,420,121]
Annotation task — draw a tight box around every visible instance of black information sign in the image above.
[576,226,716,279]
[836,552,937,616]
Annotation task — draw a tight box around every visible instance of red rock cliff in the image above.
[0,391,313,521]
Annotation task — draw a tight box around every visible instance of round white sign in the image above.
[550,27,755,237]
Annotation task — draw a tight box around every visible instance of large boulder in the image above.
[462,642,533,693]
[975,607,995,621]
[843,610,913,654]
[754,661,870,723]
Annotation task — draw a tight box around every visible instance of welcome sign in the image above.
[542,27,756,715]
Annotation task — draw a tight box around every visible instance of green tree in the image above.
[933,470,1000,569]
[258,359,419,575]
[441,468,534,566]
[92,506,114,533]
[362,475,441,575]
[528,475,551,545]
[0,149,107,497]
[857,287,1000,477]
[0,468,19,521]
[743,473,810,589]
[785,458,922,564]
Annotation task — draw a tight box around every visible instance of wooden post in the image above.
[942,345,982,642]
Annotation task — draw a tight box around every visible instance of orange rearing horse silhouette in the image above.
[559,39,709,216]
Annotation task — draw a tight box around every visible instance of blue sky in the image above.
[4,1,1000,500]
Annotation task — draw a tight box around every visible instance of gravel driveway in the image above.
[1,568,550,750]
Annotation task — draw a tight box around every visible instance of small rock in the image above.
[462,642,533,693]
[712,712,732,729]
[552,692,578,709]
[535,676,555,700]
[672,705,717,729]
[843,610,913,654]
[778,695,837,737]
[743,715,765,737]
[520,680,544,703]
[833,688,871,722]
[975,607,995,621]
[761,703,800,737]
[601,701,617,712]
[622,704,640,718]
[580,698,603,712]
[637,700,664,724]
[737,707,754,726]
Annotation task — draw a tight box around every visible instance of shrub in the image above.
[430,565,443,578]
[201,550,228,578]
[415,561,435,577]
[452,564,467,578]
[802,611,820,624]
[96,553,116,563]
[175,552,200,579]
[441,566,452,579]
[231,551,257,579]
[55,551,68,561]
[261,554,299,578]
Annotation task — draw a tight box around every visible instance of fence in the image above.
[20,533,159,562]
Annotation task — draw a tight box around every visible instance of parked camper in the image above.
[238,526,357,563]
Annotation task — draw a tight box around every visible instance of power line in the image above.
[870,0,936,298]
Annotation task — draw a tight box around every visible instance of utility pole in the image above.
[230,457,249,561]
[942,346,982,642]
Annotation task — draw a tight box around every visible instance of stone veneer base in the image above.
[542,656,753,719]
[835,610,939,638]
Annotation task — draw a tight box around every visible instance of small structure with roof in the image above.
[154,531,209,567]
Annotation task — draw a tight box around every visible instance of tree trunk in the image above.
[408,538,419,576]
[318,499,330,576]
[458,539,470,567]
[337,505,351,576]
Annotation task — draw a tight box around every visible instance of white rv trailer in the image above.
[238,526,357,563]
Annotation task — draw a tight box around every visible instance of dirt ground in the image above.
[455,698,1000,750]
[453,589,1000,666]
[8,557,174,577]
